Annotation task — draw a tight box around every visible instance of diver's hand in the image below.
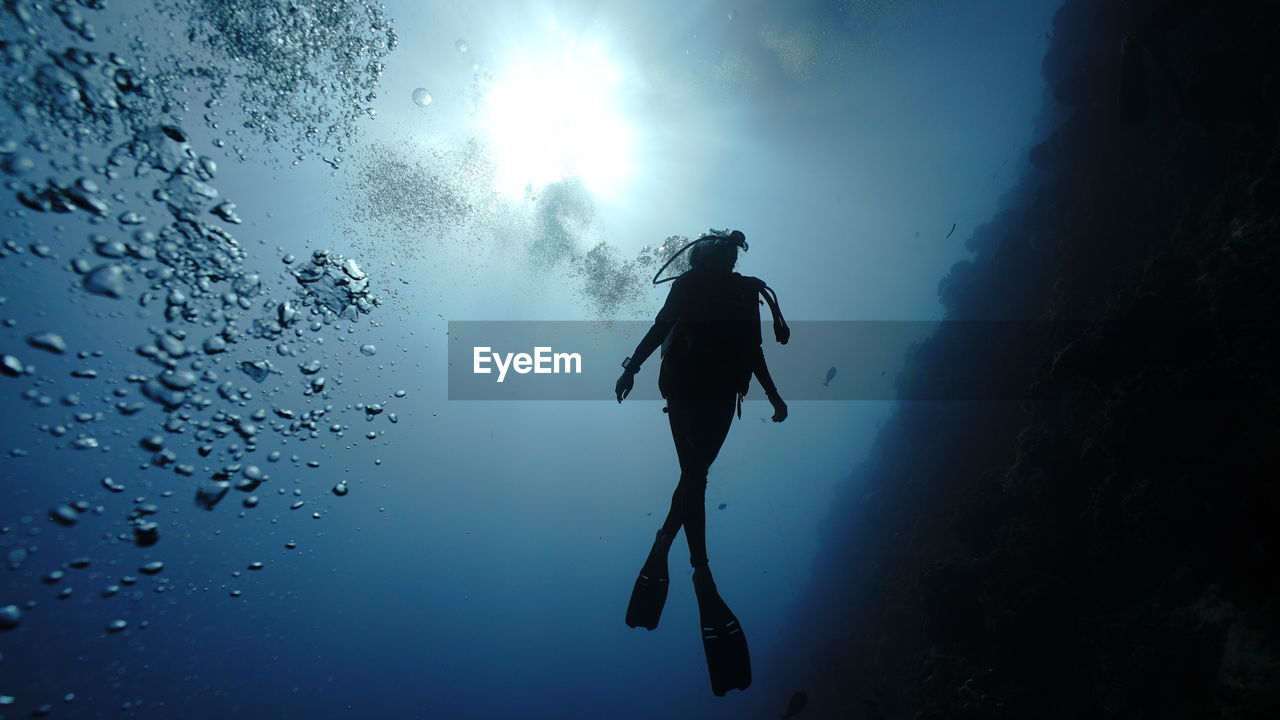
[615,370,635,403]
[767,391,788,422]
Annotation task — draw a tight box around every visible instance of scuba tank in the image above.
[652,230,792,417]
[653,228,789,347]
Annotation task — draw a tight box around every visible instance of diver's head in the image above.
[690,229,747,274]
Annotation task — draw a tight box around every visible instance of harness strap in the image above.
[760,284,790,345]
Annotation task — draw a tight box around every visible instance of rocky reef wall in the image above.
[797,1,1280,717]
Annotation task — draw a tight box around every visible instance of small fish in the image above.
[945,222,957,239]
[823,367,837,386]
[781,690,808,719]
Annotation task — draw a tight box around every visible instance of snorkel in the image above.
[652,229,749,284]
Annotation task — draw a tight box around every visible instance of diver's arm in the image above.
[616,279,684,402]
[751,346,788,422]
[616,321,669,403]
[626,277,687,373]
[627,320,672,372]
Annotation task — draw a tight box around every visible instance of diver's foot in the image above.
[691,564,721,610]
[653,527,674,553]
[692,564,751,696]
[625,530,672,630]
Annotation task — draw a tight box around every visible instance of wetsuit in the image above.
[625,268,781,567]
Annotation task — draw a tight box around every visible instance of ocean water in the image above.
[0,1,1061,717]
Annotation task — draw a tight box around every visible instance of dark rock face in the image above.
[797,1,1280,718]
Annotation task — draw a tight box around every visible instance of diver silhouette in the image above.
[615,228,790,697]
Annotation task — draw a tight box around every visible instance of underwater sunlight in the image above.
[10,0,1274,718]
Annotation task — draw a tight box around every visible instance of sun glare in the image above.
[481,30,633,200]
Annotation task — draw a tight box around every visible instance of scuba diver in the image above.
[615,228,790,697]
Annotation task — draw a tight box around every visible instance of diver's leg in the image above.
[657,485,686,545]
[682,392,752,695]
[672,391,737,568]
[677,469,710,567]
[625,399,692,630]
[658,394,697,543]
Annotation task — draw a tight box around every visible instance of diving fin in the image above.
[625,530,671,630]
[693,565,752,696]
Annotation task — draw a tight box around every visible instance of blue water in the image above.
[1,1,1061,717]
